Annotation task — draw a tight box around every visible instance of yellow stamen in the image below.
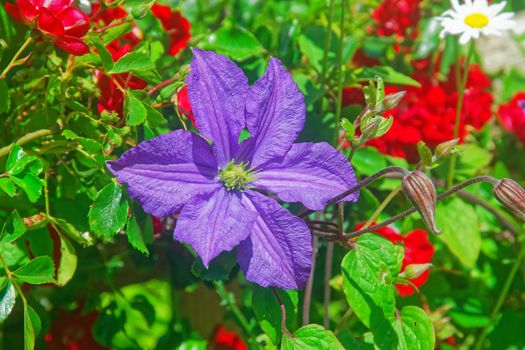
[464,13,489,29]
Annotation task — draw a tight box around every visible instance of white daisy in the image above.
[438,0,515,44]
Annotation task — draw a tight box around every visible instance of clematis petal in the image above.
[187,49,248,166]
[174,188,257,267]
[253,142,359,211]
[237,191,312,290]
[239,58,306,167]
[107,130,219,218]
[52,36,90,55]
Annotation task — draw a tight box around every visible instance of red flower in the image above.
[342,86,365,107]
[357,224,434,296]
[497,92,525,145]
[372,0,421,39]
[4,0,90,55]
[176,85,196,127]
[91,5,147,117]
[210,325,247,350]
[45,306,108,350]
[364,64,493,162]
[150,4,190,56]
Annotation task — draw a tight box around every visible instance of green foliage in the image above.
[13,256,55,285]
[281,324,344,350]
[88,183,129,238]
[0,282,15,324]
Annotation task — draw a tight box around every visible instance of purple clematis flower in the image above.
[107,49,359,289]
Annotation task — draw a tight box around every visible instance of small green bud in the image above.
[434,139,459,161]
[399,263,433,280]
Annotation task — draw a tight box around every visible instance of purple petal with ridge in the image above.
[107,130,219,218]
[174,187,257,267]
[238,58,305,167]
[187,49,249,166]
[253,142,359,211]
[237,190,312,290]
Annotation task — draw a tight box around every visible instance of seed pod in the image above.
[493,178,525,221]
[402,171,441,234]
[399,263,433,280]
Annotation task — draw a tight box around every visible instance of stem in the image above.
[0,36,33,80]
[272,287,293,338]
[473,233,525,350]
[323,242,334,328]
[320,0,336,85]
[447,41,475,188]
[331,0,346,145]
[363,185,402,229]
[302,236,318,325]
[44,172,51,218]
[148,77,177,96]
[0,129,53,158]
[214,281,252,335]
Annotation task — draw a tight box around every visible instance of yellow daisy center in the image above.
[464,13,489,29]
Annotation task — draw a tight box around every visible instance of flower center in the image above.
[464,13,489,29]
[219,160,256,191]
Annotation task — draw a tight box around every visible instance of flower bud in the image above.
[493,179,525,221]
[402,171,441,234]
[360,118,381,143]
[399,263,433,280]
[434,139,459,160]
[382,91,406,111]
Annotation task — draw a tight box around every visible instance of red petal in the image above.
[52,35,89,55]
[56,7,90,37]
[4,2,25,24]
[43,0,72,14]
[36,9,64,36]
[17,0,39,23]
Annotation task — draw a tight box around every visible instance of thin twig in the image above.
[272,287,293,338]
[0,129,53,158]
[302,236,318,325]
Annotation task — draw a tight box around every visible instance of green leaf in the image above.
[238,128,252,143]
[91,37,114,71]
[356,66,421,87]
[253,286,298,345]
[126,216,149,255]
[125,92,147,126]
[417,141,433,167]
[204,22,264,60]
[9,172,44,203]
[6,144,23,171]
[191,250,237,282]
[375,116,394,138]
[56,236,77,286]
[352,147,387,176]
[281,324,344,350]
[436,198,481,268]
[13,256,55,285]
[341,119,355,141]
[102,22,133,45]
[110,50,154,74]
[23,304,41,350]
[376,306,435,350]
[341,234,403,329]
[0,210,27,243]
[0,177,15,197]
[88,182,129,238]
[51,217,93,246]
[0,281,15,324]
[62,129,102,154]
[0,79,10,113]
[144,103,167,128]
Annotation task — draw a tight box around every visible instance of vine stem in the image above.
[302,235,318,325]
[0,36,33,80]
[0,254,26,303]
[473,231,525,350]
[214,281,252,335]
[0,129,53,158]
[447,41,475,188]
[363,185,402,229]
[272,287,293,338]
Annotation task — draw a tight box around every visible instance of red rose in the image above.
[497,92,525,145]
[364,64,493,162]
[150,4,191,56]
[357,224,434,296]
[4,0,90,55]
[176,85,196,128]
[372,0,421,39]
[210,325,247,350]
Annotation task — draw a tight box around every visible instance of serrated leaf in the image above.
[341,234,403,329]
[436,198,480,268]
[14,256,55,285]
[88,182,129,238]
[52,218,93,246]
[9,172,44,203]
[125,92,147,126]
[0,177,15,197]
[56,236,77,286]
[0,281,15,324]
[6,144,23,171]
[281,324,344,350]
[110,51,154,74]
[126,216,149,255]
[0,210,27,243]
[253,286,298,345]
[91,38,114,71]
